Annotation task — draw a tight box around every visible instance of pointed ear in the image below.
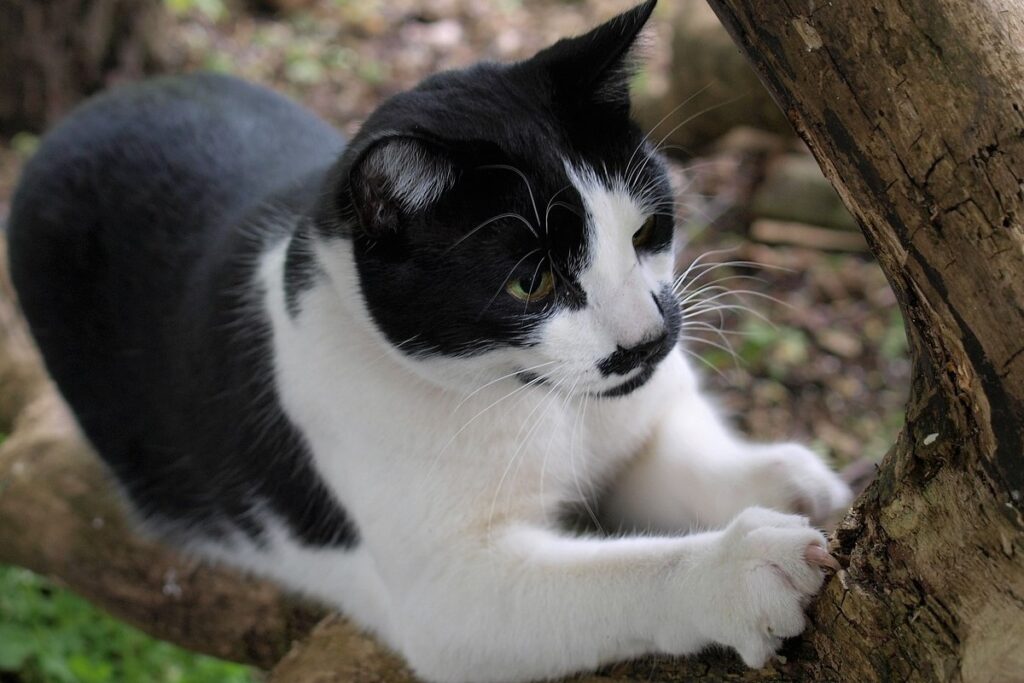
[348,137,456,236]
[529,0,656,112]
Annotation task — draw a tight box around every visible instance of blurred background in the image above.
[0,0,908,680]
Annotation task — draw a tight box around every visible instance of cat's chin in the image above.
[598,364,658,397]
[516,364,656,399]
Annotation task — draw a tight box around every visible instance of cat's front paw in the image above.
[745,443,853,526]
[694,507,833,667]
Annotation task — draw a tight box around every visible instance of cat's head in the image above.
[323,0,679,397]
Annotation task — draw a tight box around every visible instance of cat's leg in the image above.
[390,508,831,683]
[603,357,852,533]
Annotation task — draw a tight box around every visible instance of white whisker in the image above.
[453,360,558,412]
[486,373,569,541]
[631,95,746,186]
[478,249,542,318]
[570,389,603,533]
[624,82,715,188]
[446,211,536,253]
[543,184,573,236]
[479,164,542,229]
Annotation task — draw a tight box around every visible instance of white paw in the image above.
[694,507,834,667]
[745,443,853,526]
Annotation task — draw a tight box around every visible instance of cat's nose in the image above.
[598,331,668,376]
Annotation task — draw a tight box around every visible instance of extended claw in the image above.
[804,544,841,571]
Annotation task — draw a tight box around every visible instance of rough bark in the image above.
[0,0,171,134]
[696,0,1024,680]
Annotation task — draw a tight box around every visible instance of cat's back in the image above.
[8,72,344,410]
[9,72,343,265]
[7,73,354,545]
[8,72,344,322]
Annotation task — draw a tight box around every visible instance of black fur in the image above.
[314,0,667,359]
[283,221,323,318]
[9,74,356,546]
[7,1,670,545]
[599,334,671,377]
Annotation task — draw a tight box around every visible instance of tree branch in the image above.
[698,1,1024,680]
[0,238,324,670]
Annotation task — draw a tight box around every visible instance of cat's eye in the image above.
[506,270,555,303]
[632,216,657,249]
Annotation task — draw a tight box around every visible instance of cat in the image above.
[7,1,853,681]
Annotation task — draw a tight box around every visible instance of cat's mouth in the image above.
[515,363,654,398]
[599,364,656,397]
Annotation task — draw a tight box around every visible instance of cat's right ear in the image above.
[528,0,656,115]
[347,137,456,236]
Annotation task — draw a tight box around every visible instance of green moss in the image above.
[0,566,256,683]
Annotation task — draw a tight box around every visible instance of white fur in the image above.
[212,162,851,683]
[530,164,674,395]
[365,139,454,211]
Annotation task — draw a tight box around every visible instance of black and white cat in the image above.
[8,2,852,681]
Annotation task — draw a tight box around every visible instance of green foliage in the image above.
[700,318,810,380]
[881,309,909,360]
[355,58,388,85]
[284,51,326,85]
[736,319,810,378]
[202,50,237,74]
[0,566,256,683]
[10,133,40,159]
[164,0,226,22]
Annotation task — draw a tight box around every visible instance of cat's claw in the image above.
[691,507,830,668]
[805,543,841,571]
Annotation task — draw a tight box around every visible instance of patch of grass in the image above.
[0,565,256,683]
[164,0,226,22]
[10,133,39,159]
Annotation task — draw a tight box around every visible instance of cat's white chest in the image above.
[261,241,650,547]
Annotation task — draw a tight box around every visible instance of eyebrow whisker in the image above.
[478,164,542,229]
[445,211,535,254]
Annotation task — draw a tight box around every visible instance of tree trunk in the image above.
[0,0,171,134]
[2,0,1023,680]
[698,0,1024,680]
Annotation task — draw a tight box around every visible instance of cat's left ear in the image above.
[347,137,456,236]
[529,0,656,114]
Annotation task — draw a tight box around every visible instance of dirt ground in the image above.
[0,0,909,471]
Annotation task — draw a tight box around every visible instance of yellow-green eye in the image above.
[506,270,555,303]
[632,215,657,249]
